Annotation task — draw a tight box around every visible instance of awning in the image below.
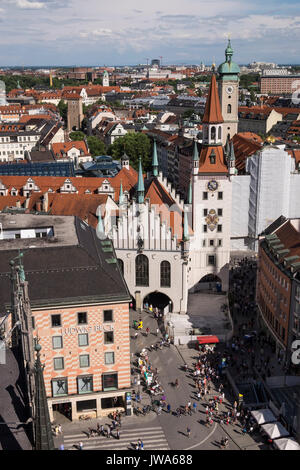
[261,422,289,440]
[251,408,277,425]
[273,437,300,450]
[197,335,219,344]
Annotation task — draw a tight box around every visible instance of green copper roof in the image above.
[137,157,144,203]
[119,180,124,205]
[183,206,189,241]
[229,141,235,161]
[218,39,240,78]
[188,180,192,204]
[192,140,199,161]
[152,139,158,177]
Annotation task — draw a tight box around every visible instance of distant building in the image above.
[102,70,110,87]
[260,75,300,94]
[66,93,84,132]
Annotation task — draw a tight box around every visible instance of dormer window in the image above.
[209,150,216,164]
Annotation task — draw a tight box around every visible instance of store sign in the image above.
[61,324,114,335]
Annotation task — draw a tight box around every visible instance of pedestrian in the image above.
[134,331,138,339]
[167,403,171,413]
[156,327,159,336]
[58,424,62,434]
[116,429,120,440]
[146,327,150,336]
[192,402,197,413]
[78,441,83,450]
[186,427,191,438]
[175,378,179,388]
[197,391,201,401]
[107,425,111,438]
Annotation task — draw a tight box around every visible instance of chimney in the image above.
[25,198,30,209]
[43,192,49,212]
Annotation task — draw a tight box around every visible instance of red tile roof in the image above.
[52,141,89,157]
[202,75,224,124]
[231,133,262,172]
[199,146,228,174]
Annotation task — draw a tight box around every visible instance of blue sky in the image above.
[0,0,299,66]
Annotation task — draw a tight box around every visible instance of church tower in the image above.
[189,74,232,292]
[102,70,109,87]
[218,39,240,144]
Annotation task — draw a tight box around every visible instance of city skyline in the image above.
[0,0,299,66]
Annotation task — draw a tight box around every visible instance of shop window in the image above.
[76,399,97,412]
[52,378,68,397]
[77,375,93,394]
[102,373,118,391]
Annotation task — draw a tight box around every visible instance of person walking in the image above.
[167,403,171,413]
[192,402,197,414]
[78,441,83,450]
[156,327,159,336]
[186,427,191,438]
[107,425,111,438]
[116,429,120,440]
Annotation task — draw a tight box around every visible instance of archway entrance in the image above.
[196,274,222,293]
[143,291,173,313]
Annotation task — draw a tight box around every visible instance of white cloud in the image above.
[15,0,46,8]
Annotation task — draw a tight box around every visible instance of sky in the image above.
[0,0,299,66]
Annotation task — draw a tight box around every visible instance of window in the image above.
[203,192,208,200]
[217,225,222,232]
[52,336,63,349]
[78,312,87,324]
[77,375,93,394]
[209,240,214,247]
[51,314,61,327]
[217,208,223,216]
[104,331,114,344]
[54,357,64,370]
[208,255,216,266]
[218,239,222,246]
[209,150,216,164]
[78,333,89,347]
[52,378,68,397]
[135,254,149,287]
[79,354,90,368]
[203,225,207,233]
[31,317,35,329]
[218,126,222,139]
[203,209,208,216]
[102,373,118,391]
[218,192,223,200]
[117,258,124,275]
[103,310,113,322]
[105,352,115,365]
[202,240,206,247]
[227,104,232,114]
[211,126,216,141]
[160,261,171,288]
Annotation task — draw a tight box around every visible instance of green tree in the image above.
[57,99,68,122]
[69,131,86,141]
[250,89,256,103]
[107,133,151,171]
[86,136,106,157]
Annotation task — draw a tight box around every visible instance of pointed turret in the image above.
[33,340,55,450]
[188,180,192,205]
[152,139,158,177]
[137,157,144,204]
[225,38,233,63]
[121,152,130,170]
[228,141,236,175]
[96,205,105,239]
[192,140,199,175]
[202,74,224,125]
[119,180,124,205]
[183,206,189,242]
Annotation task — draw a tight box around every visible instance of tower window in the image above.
[211,126,216,141]
[218,192,223,200]
[203,225,207,233]
[203,192,208,200]
[209,150,216,164]
[203,209,208,216]
[207,255,216,266]
[227,104,232,114]
[218,208,223,216]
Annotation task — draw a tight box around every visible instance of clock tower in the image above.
[218,39,240,145]
[189,74,232,292]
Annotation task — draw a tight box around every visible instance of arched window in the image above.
[117,258,124,275]
[227,104,232,114]
[135,254,149,286]
[210,126,216,141]
[160,261,171,288]
[218,126,222,140]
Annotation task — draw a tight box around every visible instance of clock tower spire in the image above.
[218,39,240,144]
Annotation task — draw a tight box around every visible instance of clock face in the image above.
[207,180,218,191]
[226,85,233,94]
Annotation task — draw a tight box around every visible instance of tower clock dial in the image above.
[207,180,218,191]
[226,85,233,94]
